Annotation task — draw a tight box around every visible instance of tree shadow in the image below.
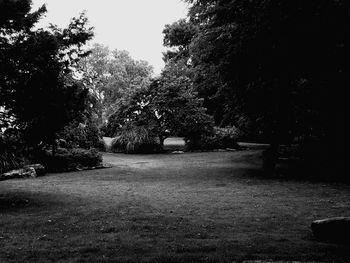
[0,191,64,213]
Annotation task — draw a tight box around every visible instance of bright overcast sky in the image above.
[32,0,189,75]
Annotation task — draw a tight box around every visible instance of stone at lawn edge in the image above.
[1,167,37,180]
[26,167,37,177]
[0,164,46,181]
[24,164,46,176]
[171,151,185,154]
[311,217,350,243]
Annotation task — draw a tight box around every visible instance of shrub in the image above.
[0,131,28,174]
[96,138,107,152]
[186,126,240,151]
[58,121,106,151]
[111,126,160,154]
[38,148,102,172]
[0,151,24,174]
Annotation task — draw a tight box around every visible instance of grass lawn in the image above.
[1,148,350,262]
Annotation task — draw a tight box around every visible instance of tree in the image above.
[162,17,229,126]
[185,0,348,173]
[1,0,45,130]
[106,59,213,149]
[78,44,154,124]
[162,19,197,63]
[0,0,94,153]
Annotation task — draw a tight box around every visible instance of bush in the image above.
[58,121,106,151]
[95,138,107,152]
[111,126,160,154]
[0,131,28,174]
[186,126,240,151]
[38,148,102,172]
[0,151,24,174]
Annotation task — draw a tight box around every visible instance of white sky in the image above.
[32,0,188,75]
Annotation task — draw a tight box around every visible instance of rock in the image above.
[0,164,45,181]
[26,167,37,177]
[1,167,37,180]
[226,148,237,151]
[311,217,350,243]
[24,164,46,176]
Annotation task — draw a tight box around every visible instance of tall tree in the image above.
[106,59,213,148]
[79,44,154,123]
[162,19,197,63]
[186,0,348,172]
[0,0,94,152]
[162,17,228,125]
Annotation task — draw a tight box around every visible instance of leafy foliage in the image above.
[177,0,348,174]
[78,44,153,123]
[58,121,106,151]
[110,125,160,154]
[36,148,102,172]
[186,0,348,143]
[106,59,214,149]
[162,16,229,126]
[0,0,94,149]
[0,127,33,173]
[185,126,239,151]
[0,135,25,174]
[162,19,197,62]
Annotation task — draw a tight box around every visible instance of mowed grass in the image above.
[1,149,350,262]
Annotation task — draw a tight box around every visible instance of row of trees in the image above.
[0,0,214,166]
[1,0,347,177]
[81,0,346,176]
[0,0,210,160]
[160,0,348,175]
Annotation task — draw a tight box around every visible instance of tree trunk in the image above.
[262,141,279,175]
[52,139,57,157]
[159,136,164,151]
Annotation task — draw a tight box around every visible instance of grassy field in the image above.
[1,148,350,262]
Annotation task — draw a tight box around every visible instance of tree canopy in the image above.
[106,59,213,147]
[162,18,197,63]
[156,0,349,173]
[0,0,94,148]
[78,44,154,123]
[182,0,348,146]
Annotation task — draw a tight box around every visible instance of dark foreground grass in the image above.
[1,150,350,262]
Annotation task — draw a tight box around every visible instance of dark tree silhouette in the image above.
[0,0,94,154]
[185,0,348,175]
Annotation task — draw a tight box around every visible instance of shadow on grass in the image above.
[0,191,64,213]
